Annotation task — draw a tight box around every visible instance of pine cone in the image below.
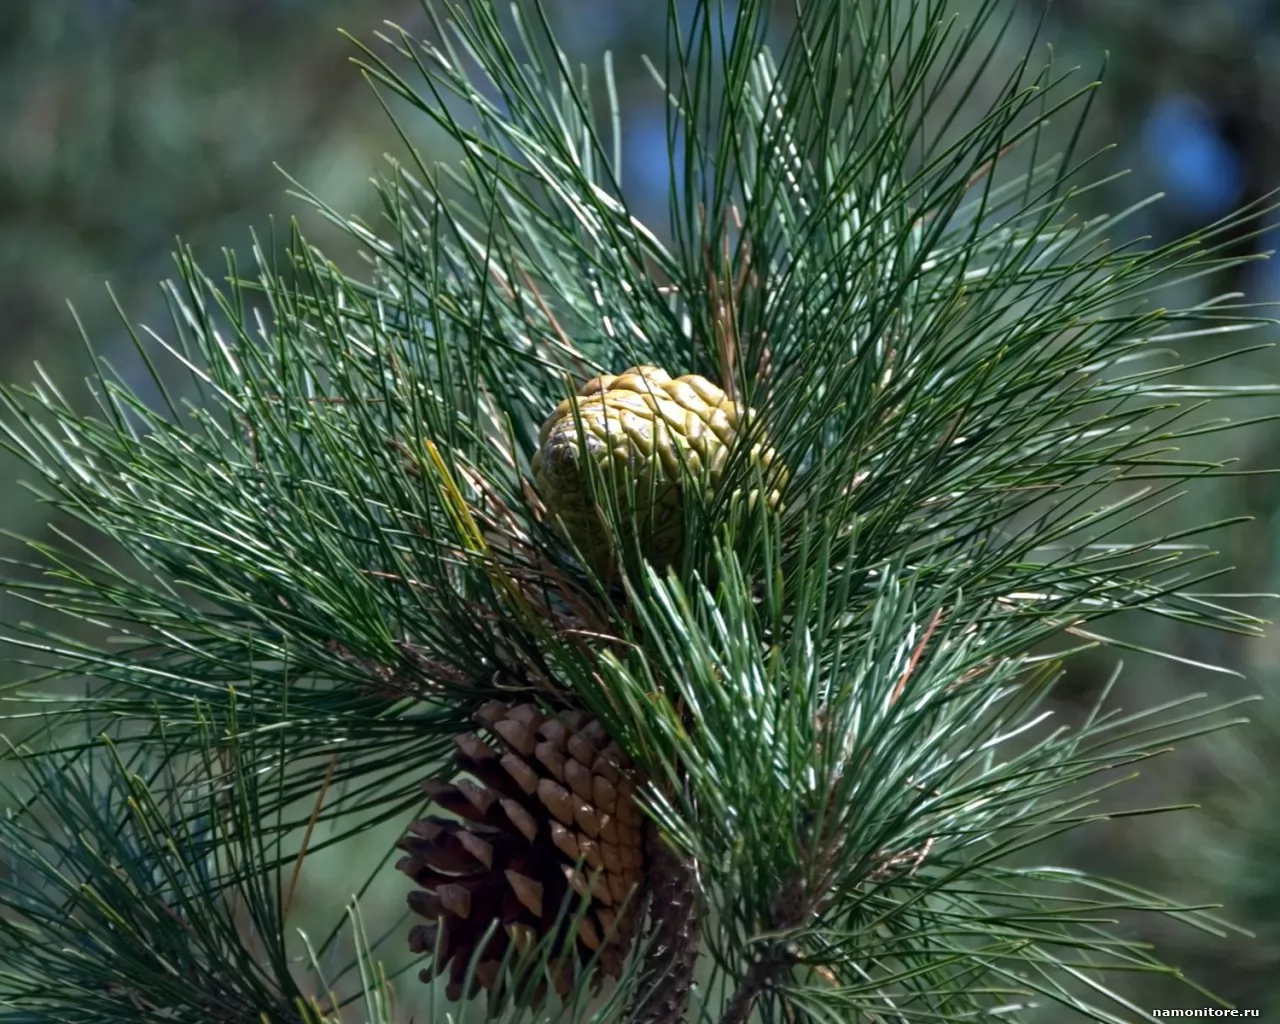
[531,365,783,574]
[397,701,646,1002]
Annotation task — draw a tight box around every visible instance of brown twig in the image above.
[513,262,594,379]
[916,139,1022,228]
[889,606,944,706]
[706,202,755,403]
[284,751,338,919]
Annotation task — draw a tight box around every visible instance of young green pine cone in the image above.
[531,365,783,575]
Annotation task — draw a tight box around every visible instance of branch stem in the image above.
[629,826,703,1024]
[718,951,789,1024]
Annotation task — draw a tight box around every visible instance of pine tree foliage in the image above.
[0,0,1274,1021]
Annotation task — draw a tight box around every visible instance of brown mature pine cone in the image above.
[531,365,784,576]
[396,701,646,1002]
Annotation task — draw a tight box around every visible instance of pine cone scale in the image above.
[563,758,594,800]
[549,822,578,859]
[500,752,539,795]
[494,718,537,756]
[575,803,602,838]
[500,798,538,841]
[419,779,492,823]
[536,778,577,824]
[438,883,471,918]
[534,740,568,780]
[456,831,495,868]
[504,869,544,916]
[592,775,618,812]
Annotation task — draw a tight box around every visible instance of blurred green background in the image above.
[2,0,1279,1019]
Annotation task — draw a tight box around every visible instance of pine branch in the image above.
[0,0,1273,1021]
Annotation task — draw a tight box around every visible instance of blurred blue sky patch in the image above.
[1142,92,1244,219]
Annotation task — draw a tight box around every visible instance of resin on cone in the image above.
[531,365,784,575]
[397,701,646,1002]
